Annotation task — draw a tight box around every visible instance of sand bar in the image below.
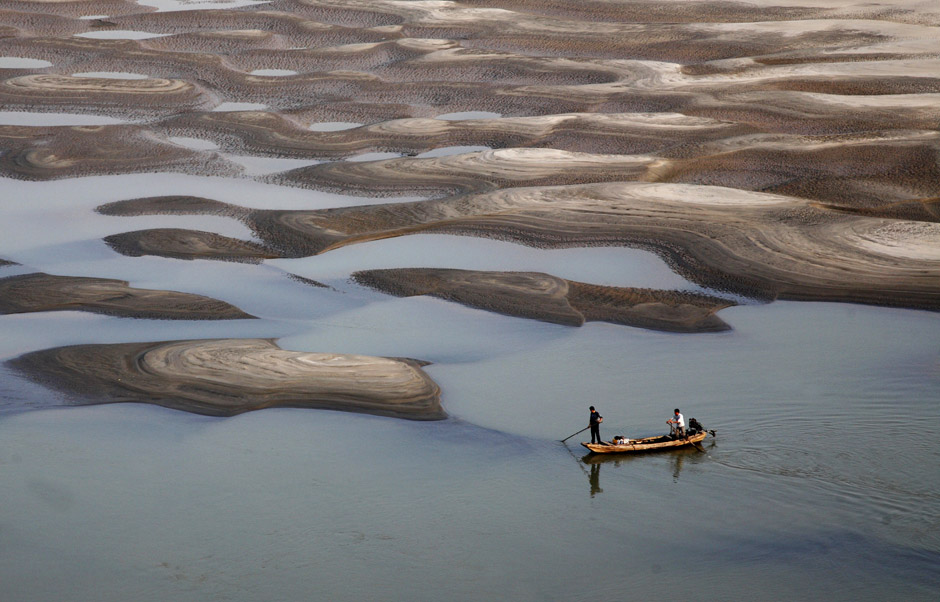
[0,271,255,319]
[8,338,445,419]
[353,267,735,333]
[95,182,940,310]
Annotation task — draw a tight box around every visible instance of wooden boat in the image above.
[581,429,712,454]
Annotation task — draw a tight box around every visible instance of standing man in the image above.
[667,408,685,439]
[589,406,604,444]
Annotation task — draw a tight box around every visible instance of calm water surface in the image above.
[1,165,938,601]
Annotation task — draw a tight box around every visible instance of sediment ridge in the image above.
[353,268,735,333]
[4,0,940,418]
[8,338,445,420]
[96,182,940,311]
[0,272,255,320]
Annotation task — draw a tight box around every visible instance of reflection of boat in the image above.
[581,429,712,454]
[579,445,701,465]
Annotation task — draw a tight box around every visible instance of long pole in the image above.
[560,425,589,443]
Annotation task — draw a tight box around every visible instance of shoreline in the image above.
[2,0,939,416]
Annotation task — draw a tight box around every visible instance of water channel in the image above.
[0,150,938,602]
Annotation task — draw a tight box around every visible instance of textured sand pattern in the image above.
[0,272,255,319]
[9,338,444,419]
[98,182,940,310]
[353,267,735,332]
[4,0,940,416]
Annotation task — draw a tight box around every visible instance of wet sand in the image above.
[353,267,734,332]
[2,4,940,601]
[103,227,278,262]
[8,338,444,419]
[0,271,255,319]
[96,184,940,310]
[3,0,940,415]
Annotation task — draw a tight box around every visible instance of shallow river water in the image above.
[1,165,939,601]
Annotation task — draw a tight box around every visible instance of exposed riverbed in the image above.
[1,0,939,600]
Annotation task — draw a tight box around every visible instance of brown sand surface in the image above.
[270,134,940,205]
[4,0,940,415]
[2,1,148,19]
[7,338,445,419]
[96,184,940,311]
[0,272,255,320]
[274,148,659,196]
[158,110,748,159]
[0,123,241,180]
[0,73,215,118]
[103,228,278,263]
[353,268,735,333]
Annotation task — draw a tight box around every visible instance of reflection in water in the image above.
[672,453,685,482]
[562,443,603,497]
[589,463,603,497]
[579,445,711,494]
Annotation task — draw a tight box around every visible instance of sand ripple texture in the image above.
[3,0,940,414]
[353,268,735,332]
[7,339,445,419]
[0,1,935,294]
[0,74,213,117]
[99,182,940,310]
[0,272,255,319]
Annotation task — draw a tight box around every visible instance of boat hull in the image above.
[581,430,710,454]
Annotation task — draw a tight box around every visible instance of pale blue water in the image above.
[74,31,172,40]
[308,122,363,132]
[1,165,938,601]
[137,0,271,12]
[212,102,269,112]
[417,145,492,158]
[249,69,298,77]
[0,57,52,69]
[0,111,128,126]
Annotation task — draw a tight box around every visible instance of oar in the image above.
[560,425,589,443]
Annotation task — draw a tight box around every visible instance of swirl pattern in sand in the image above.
[353,268,735,333]
[0,272,255,320]
[0,74,212,116]
[98,182,940,310]
[8,338,445,419]
[4,0,940,417]
[103,228,278,263]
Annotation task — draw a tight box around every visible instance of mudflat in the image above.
[0,271,255,319]
[3,0,940,416]
[8,338,445,420]
[353,267,735,332]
